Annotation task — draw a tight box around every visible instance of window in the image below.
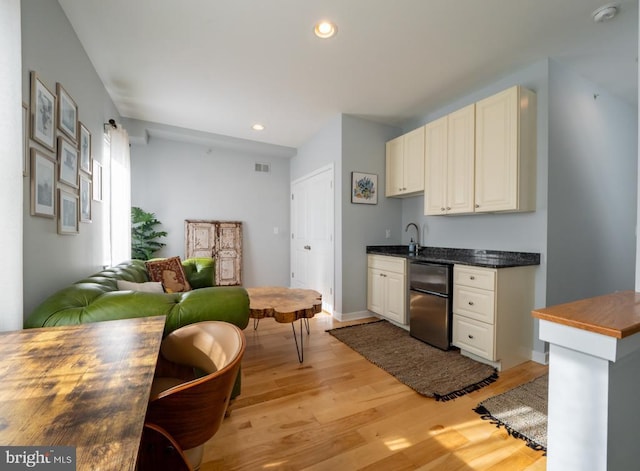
[104,125,131,266]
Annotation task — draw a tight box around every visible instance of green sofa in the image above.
[24,258,250,396]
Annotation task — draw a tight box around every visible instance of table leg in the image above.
[292,318,305,363]
[253,318,260,330]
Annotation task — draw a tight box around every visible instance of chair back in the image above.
[145,321,246,450]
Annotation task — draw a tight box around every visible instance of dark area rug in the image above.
[474,373,548,452]
[326,320,498,401]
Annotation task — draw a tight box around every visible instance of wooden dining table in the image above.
[0,316,165,471]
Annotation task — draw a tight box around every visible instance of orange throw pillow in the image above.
[145,256,192,293]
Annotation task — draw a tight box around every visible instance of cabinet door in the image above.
[185,221,216,258]
[475,86,518,212]
[403,126,425,194]
[215,222,242,286]
[452,315,495,360]
[367,267,385,315]
[424,116,448,215]
[385,270,406,324]
[385,136,404,197]
[447,104,476,214]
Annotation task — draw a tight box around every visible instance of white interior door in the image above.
[291,165,334,313]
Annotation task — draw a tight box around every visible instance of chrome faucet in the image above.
[405,223,420,251]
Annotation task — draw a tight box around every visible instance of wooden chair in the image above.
[137,321,246,471]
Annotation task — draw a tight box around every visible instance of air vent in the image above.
[254,162,270,173]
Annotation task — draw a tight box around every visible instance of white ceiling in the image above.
[58,0,638,149]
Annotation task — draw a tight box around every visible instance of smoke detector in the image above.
[592,4,619,23]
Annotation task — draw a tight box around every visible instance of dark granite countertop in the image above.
[366,245,540,269]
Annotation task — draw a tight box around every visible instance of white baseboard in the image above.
[332,310,374,322]
[531,350,549,365]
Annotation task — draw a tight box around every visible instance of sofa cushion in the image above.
[117,280,164,293]
[146,257,191,293]
[182,258,215,289]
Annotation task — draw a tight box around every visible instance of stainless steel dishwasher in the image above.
[409,261,453,350]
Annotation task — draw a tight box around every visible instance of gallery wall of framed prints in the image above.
[26,70,100,235]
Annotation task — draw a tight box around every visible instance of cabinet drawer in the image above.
[452,315,495,360]
[368,255,406,274]
[454,265,496,290]
[453,285,495,324]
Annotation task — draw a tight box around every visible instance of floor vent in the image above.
[255,162,270,173]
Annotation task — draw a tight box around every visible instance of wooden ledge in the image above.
[532,290,640,339]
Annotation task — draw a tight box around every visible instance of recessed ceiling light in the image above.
[252,123,265,131]
[314,20,337,39]
[592,4,619,23]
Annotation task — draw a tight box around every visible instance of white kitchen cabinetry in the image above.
[475,85,537,213]
[367,255,407,324]
[385,126,425,197]
[452,264,535,370]
[424,104,475,215]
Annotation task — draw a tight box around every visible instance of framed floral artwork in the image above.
[79,122,91,174]
[58,189,79,235]
[57,83,77,142]
[57,137,79,188]
[30,71,56,151]
[351,172,377,204]
[30,149,56,218]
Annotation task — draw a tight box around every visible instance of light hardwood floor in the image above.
[202,313,548,470]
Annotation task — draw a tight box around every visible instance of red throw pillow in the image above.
[145,256,192,293]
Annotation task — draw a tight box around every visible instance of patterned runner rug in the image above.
[326,320,498,401]
[474,374,548,452]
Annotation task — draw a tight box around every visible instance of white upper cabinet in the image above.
[424,115,448,215]
[424,104,475,215]
[475,86,537,213]
[423,85,536,216]
[385,126,425,197]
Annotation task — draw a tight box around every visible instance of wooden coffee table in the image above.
[247,286,322,362]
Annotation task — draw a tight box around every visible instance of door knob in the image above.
[304,245,311,250]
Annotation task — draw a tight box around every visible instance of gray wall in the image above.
[400,60,550,312]
[397,58,637,360]
[291,115,344,311]
[21,0,120,318]
[291,114,400,317]
[547,60,637,305]
[129,132,291,288]
[341,115,402,314]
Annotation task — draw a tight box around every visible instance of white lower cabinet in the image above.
[367,255,407,325]
[452,264,535,370]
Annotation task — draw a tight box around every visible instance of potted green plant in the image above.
[131,207,167,260]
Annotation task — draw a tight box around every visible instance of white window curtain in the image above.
[108,124,131,266]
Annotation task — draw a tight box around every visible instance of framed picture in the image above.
[92,160,103,202]
[22,102,28,176]
[351,172,378,204]
[56,83,77,142]
[57,137,78,188]
[58,189,79,235]
[30,71,56,151]
[79,173,92,223]
[79,122,91,173]
[30,149,56,218]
